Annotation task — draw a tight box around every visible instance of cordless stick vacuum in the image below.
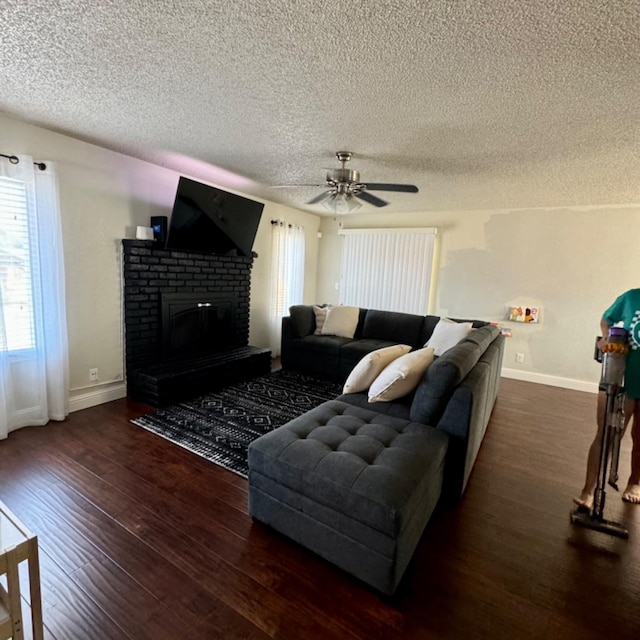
[570,327,629,539]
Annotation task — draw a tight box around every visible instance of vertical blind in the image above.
[339,228,437,315]
[0,175,37,352]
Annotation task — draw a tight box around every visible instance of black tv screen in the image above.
[165,177,264,257]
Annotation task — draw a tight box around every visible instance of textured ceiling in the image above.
[1,1,639,214]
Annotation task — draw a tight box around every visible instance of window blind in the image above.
[338,228,437,315]
[0,175,37,351]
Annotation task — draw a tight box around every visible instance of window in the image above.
[269,220,305,354]
[339,228,437,315]
[0,155,69,438]
[0,175,38,352]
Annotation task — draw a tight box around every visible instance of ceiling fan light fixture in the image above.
[321,192,362,214]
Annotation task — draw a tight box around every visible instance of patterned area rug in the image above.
[130,369,343,478]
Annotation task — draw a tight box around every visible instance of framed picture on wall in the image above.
[509,306,539,323]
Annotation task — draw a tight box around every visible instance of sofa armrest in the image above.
[436,363,491,503]
[281,316,295,367]
[436,385,473,440]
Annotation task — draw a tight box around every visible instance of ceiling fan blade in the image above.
[306,190,333,205]
[363,183,419,193]
[270,183,327,189]
[355,191,389,207]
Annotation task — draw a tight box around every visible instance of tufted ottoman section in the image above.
[248,400,449,594]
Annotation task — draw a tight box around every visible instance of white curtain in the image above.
[0,155,69,439]
[339,228,437,315]
[269,220,305,355]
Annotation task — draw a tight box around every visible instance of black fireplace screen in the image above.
[161,293,238,361]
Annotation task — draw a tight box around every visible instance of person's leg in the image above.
[574,392,633,508]
[574,391,607,507]
[622,399,640,503]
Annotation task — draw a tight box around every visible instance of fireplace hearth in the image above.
[122,240,270,406]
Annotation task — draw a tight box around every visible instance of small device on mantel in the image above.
[135,226,154,241]
[150,216,168,246]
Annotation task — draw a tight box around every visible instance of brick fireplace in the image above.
[122,240,271,406]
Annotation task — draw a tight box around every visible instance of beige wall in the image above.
[5,107,638,399]
[317,206,640,391]
[1,113,320,409]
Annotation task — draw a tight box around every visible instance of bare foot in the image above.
[573,492,594,509]
[622,483,640,504]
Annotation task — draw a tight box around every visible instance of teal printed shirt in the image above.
[603,288,640,398]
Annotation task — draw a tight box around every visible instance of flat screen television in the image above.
[165,176,264,257]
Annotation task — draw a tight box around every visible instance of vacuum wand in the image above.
[607,389,625,491]
[570,328,629,539]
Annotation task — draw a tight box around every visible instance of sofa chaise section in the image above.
[248,400,449,595]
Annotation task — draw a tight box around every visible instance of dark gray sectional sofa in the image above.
[248,305,505,594]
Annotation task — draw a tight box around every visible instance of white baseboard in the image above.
[69,383,127,413]
[65,370,595,412]
[501,367,598,394]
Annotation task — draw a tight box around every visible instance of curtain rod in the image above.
[271,219,303,228]
[271,219,293,226]
[0,152,47,171]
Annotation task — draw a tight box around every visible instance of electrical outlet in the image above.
[515,353,525,364]
[89,368,98,382]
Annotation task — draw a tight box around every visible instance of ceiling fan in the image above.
[273,151,419,212]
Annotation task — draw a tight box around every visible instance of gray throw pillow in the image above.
[289,305,315,338]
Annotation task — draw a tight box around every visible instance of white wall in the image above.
[0,113,320,410]
[317,206,640,392]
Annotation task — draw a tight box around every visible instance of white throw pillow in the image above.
[342,344,413,394]
[368,347,435,403]
[313,305,331,335]
[425,318,473,356]
[321,306,360,339]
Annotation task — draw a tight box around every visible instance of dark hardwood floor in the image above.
[1,377,639,639]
